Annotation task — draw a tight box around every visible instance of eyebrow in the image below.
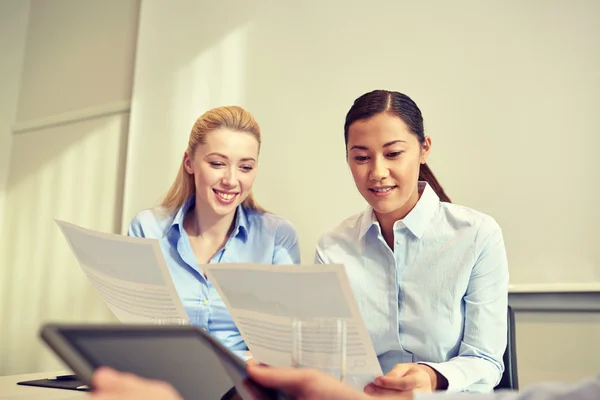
[206,152,256,162]
[349,140,406,151]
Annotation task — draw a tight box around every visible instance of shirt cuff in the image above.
[418,361,465,393]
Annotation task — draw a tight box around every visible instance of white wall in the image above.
[1,0,599,386]
[123,0,600,387]
[124,0,600,286]
[0,0,31,373]
[15,0,138,123]
[0,0,30,241]
[0,0,140,375]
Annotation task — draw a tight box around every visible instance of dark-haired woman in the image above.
[316,90,508,395]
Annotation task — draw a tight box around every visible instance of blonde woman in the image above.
[128,106,300,359]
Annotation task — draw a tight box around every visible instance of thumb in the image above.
[247,365,311,393]
[91,367,123,391]
[386,364,413,379]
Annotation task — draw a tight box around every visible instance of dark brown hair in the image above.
[344,90,451,202]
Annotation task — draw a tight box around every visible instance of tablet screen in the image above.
[61,329,243,400]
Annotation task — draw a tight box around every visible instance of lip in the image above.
[213,189,239,205]
[368,185,397,198]
[213,189,238,195]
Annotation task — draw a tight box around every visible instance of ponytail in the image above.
[419,163,451,203]
[160,160,195,214]
[344,90,452,203]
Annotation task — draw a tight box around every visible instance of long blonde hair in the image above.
[161,106,266,214]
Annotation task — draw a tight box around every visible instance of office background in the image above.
[1,0,599,387]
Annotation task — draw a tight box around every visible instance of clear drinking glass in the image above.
[151,317,190,326]
[291,318,347,382]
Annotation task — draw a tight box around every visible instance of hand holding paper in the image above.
[203,263,382,389]
[55,220,188,323]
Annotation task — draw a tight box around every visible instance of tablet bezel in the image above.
[39,323,286,398]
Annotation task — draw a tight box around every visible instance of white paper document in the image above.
[203,263,383,389]
[55,220,188,323]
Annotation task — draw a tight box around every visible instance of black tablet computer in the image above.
[40,323,291,400]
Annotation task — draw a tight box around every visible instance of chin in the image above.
[366,194,407,216]
[209,201,239,216]
[371,204,399,216]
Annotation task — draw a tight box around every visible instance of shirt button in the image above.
[203,299,209,306]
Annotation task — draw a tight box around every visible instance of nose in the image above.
[369,156,389,181]
[220,166,237,188]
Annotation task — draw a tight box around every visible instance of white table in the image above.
[0,370,86,400]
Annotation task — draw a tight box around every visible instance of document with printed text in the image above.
[203,263,383,389]
[55,220,188,323]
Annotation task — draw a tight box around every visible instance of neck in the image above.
[185,201,237,242]
[375,186,421,242]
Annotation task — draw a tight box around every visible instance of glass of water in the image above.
[291,318,347,382]
[151,317,190,326]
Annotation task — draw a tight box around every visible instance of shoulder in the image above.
[439,202,501,233]
[317,210,365,250]
[244,208,298,239]
[437,202,504,252]
[128,207,175,238]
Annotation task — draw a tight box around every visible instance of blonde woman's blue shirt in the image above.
[315,182,509,393]
[128,197,301,356]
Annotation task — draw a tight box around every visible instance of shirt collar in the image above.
[358,181,439,240]
[171,196,195,230]
[232,205,250,242]
[358,207,380,239]
[168,196,249,242]
[400,181,439,239]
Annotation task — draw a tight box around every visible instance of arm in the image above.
[272,219,301,264]
[420,217,509,392]
[127,214,145,238]
[314,238,328,264]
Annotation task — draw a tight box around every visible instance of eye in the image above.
[387,151,404,159]
[240,165,254,172]
[209,161,225,168]
[353,155,370,163]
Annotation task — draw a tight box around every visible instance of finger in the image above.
[91,367,123,391]
[247,365,312,393]
[374,364,419,391]
[87,395,121,400]
[395,373,419,391]
[363,383,400,397]
[92,368,159,394]
[386,364,413,379]
[374,373,418,391]
[374,369,422,391]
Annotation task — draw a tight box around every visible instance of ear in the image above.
[183,152,194,174]
[420,136,432,164]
